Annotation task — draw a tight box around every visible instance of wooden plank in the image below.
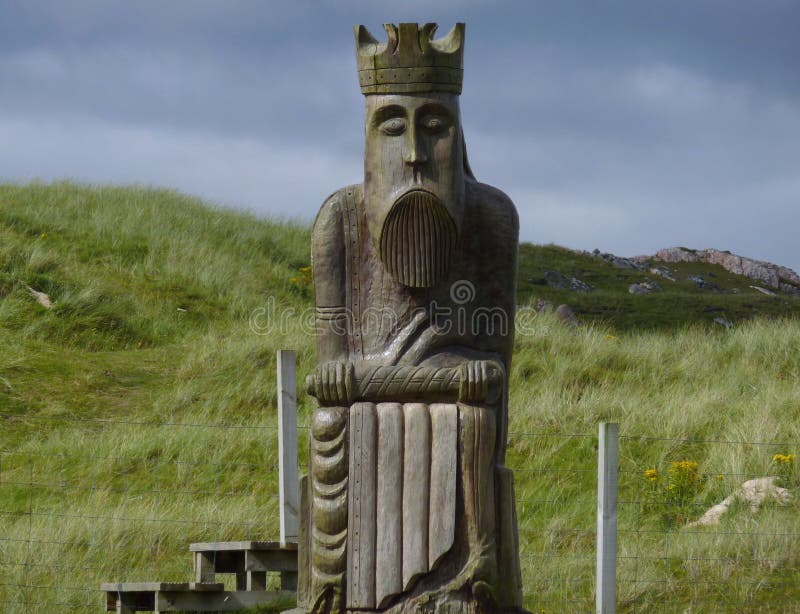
[375,402,403,606]
[402,402,431,590]
[297,473,311,604]
[153,589,296,612]
[277,349,300,546]
[428,403,457,568]
[189,541,292,552]
[101,582,223,592]
[245,548,298,572]
[347,401,377,608]
[194,551,215,583]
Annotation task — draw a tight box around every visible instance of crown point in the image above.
[431,23,465,54]
[383,23,399,53]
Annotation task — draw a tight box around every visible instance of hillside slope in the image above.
[0,183,798,612]
[518,244,800,331]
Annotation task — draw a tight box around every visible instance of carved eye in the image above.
[421,115,448,133]
[380,118,406,136]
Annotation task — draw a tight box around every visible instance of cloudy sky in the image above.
[2,0,798,271]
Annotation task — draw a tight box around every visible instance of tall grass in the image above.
[1,183,798,612]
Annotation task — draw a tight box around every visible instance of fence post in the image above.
[596,422,619,614]
[277,350,299,546]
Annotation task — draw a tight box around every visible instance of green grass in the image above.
[0,182,798,613]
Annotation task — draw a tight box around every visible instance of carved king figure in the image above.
[296,23,525,613]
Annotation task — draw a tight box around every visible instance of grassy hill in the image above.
[0,183,798,612]
[517,244,800,331]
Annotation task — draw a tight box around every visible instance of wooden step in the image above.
[189,541,298,591]
[102,583,294,613]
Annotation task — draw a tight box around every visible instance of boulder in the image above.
[688,274,720,291]
[649,266,676,282]
[555,304,580,327]
[780,282,800,296]
[688,477,791,527]
[543,270,592,292]
[750,285,777,297]
[26,286,53,309]
[629,281,661,295]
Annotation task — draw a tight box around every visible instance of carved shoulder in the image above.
[466,180,519,243]
[312,189,346,254]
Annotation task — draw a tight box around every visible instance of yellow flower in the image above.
[40,232,48,239]
[773,453,796,464]
[644,468,659,482]
[290,277,298,284]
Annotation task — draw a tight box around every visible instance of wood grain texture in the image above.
[428,403,457,569]
[347,402,377,608]
[402,403,431,590]
[375,403,404,606]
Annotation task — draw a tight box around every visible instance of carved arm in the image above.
[306,360,503,406]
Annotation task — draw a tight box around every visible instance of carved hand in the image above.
[306,361,356,407]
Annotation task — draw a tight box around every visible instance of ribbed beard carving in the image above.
[380,190,457,288]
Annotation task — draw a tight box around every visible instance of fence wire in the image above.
[1,416,797,613]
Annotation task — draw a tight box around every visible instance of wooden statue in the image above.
[295,22,525,613]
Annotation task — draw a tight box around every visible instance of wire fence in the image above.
[1,413,797,613]
[0,414,284,612]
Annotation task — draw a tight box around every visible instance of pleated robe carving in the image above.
[298,182,523,612]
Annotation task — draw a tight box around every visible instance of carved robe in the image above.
[297,179,523,612]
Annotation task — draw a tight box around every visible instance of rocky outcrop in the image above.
[590,249,647,271]
[648,247,800,291]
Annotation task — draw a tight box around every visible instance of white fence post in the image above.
[596,422,619,614]
[277,350,299,546]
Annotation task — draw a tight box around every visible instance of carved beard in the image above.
[379,190,457,288]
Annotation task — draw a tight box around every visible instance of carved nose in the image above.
[405,149,428,166]
[405,132,428,167]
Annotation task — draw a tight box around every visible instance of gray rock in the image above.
[543,270,592,292]
[688,275,720,291]
[534,299,554,314]
[555,304,580,327]
[569,277,592,292]
[714,317,733,329]
[628,284,650,295]
[591,251,647,271]
[750,285,777,297]
[655,247,700,263]
[780,282,800,296]
[649,266,676,282]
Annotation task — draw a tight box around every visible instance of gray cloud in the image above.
[1,0,798,272]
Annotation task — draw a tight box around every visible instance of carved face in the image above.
[364,93,465,288]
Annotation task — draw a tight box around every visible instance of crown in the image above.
[354,22,465,95]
